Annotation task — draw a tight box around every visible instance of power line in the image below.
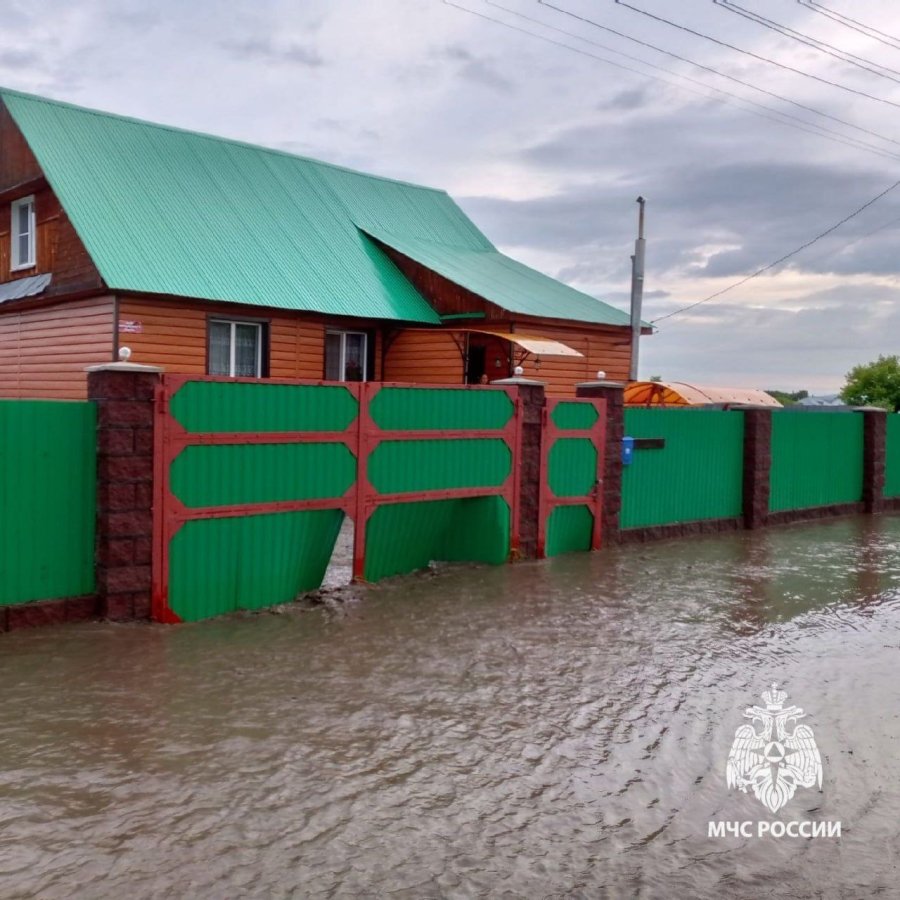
[442,1,900,162]
[797,1,900,52]
[716,0,900,83]
[519,0,900,152]
[652,176,900,324]
[607,0,900,110]
[786,210,900,271]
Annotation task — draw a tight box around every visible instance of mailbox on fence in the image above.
[622,436,635,466]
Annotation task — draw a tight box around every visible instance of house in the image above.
[0,88,648,400]
[795,394,845,407]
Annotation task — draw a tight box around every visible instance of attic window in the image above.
[11,196,36,271]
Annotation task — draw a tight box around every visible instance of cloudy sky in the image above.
[5,0,900,391]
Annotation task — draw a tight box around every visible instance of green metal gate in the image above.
[538,398,606,557]
[152,376,522,622]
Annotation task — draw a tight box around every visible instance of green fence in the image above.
[885,415,900,499]
[769,410,863,512]
[164,381,359,622]
[543,399,602,557]
[363,386,515,582]
[621,409,745,529]
[158,380,518,622]
[0,400,96,606]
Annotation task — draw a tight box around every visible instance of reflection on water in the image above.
[2,516,900,898]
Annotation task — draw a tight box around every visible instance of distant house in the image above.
[795,394,845,407]
[0,88,648,400]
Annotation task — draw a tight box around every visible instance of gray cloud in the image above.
[597,87,651,111]
[437,44,514,92]
[0,49,44,68]
[461,156,900,285]
[221,37,325,68]
[5,0,900,392]
[643,281,900,391]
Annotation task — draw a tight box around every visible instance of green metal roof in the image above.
[1,88,629,327]
[1,89,442,323]
[362,227,633,327]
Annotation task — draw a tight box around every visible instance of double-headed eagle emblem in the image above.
[726,684,823,813]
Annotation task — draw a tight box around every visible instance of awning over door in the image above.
[461,329,583,358]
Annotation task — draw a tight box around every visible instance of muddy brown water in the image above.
[2,516,900,898]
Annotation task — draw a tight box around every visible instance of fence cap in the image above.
[575,380,626,389]
[85,362,164,373]
[726,403,775,410]
[491,376,545,386]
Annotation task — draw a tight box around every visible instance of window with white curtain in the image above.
[325,330,368,382]
[208,319,265,377]
[11,196,36,271]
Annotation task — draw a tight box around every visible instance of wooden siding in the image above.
[0,101,41,188]
[382,329,464,384]
[384,323,631,397]
[0,187,104,296]
[116,297,384,381]
[385,247,496,320]
[0,295,115,399]
[507,320,632,398]
[0,101,103,297]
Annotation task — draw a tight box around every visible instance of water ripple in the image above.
[0,515,899,896]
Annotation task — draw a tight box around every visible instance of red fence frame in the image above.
[152,375,522,623]
[537,398,607,557]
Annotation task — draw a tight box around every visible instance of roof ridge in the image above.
[0,85,451,197]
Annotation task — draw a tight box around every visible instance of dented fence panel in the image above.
[153,377,523,623]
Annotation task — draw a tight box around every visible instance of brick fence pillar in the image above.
[859,407,887,514]
[492,376,546,559]
[86,362,163,621]
[741,407,772,530]
[575,380,625,545]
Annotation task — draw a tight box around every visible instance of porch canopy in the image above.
[461,329,583,360]
[626,380,781,407]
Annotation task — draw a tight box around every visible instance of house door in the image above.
[467,336,511,383]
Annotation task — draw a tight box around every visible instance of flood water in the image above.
[2,516,900,898]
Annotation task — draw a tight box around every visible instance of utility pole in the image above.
[629,196,646,382]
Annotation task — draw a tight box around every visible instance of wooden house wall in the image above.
[505,320,632,398]
[0,295,115,399]
[0,102,41,187]
[382,330,464,383]
[380,323,630,397]
[0,103,103,298]
[116,297,384,381]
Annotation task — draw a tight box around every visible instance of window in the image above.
[208,319,266,377]
[11,196,36,271]
[325,330,368,382]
